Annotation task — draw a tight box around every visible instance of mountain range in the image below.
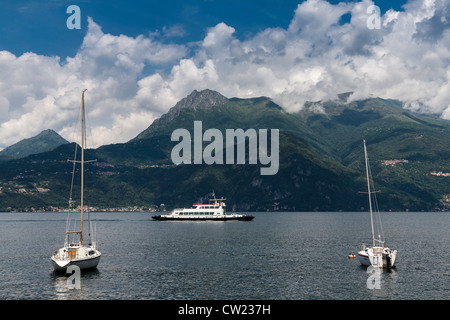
[0,89,449,212]
[0,129,68,162]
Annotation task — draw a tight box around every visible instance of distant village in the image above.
[2,158,449,212]
[381,159,408,166]
[0,179,167,212]
[380,159,450,178]
[52,205,164,213]
[430,171,450,177]
[4,205,165,213]
[440,195,450,210]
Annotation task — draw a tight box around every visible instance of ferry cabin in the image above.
[170,200,225,217]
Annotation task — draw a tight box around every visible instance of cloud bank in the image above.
[1,0,450,149]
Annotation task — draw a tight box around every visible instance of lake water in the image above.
[0,211,449,300]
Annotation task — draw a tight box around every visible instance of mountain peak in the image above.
[0,129,69,159]
[132,89,229,141]
[173,89,228,112]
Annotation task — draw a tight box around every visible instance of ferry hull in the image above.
[152,215,254,221]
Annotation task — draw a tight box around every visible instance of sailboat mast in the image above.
[80,89,87,245]
[363,140,375,247]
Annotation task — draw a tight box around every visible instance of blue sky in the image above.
[0,0,408,58]
[0,0,448,149]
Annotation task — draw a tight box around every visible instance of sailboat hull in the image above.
[358,251,371,266]
[51,246,101,273]
[358,247,397,268]
[52,254,101,273]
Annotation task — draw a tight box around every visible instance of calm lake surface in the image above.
[0,211,449,300]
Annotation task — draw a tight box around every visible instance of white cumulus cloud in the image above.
[1,0,450,150]
[0,17,186,149]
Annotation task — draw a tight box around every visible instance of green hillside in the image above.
[0,129,69,161]
[0,89,448,212]
[293,97,450,210]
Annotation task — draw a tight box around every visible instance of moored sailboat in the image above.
[357,140,397,269]
[51,89,101,273]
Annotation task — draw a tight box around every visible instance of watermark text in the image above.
[66,265,81,289]
[171,121,279,175]
[66,5,81,30]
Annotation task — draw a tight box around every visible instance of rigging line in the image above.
[82,95,98,245]
[69,143,78,209]
[79,89,95,244]
[85,159,92,243]
[371,166,384,242]
[65,140,79,244]
[364,140,375,246]
[367,156,385,243]
[68,98,82,152]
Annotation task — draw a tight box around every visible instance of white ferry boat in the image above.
[152,196,254,221]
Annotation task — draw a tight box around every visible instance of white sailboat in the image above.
[358,140,397,269]
[51,89,101,273]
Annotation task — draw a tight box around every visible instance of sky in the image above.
[0,0,448,149]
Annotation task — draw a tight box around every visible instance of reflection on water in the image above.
[0,211,449,299]
[51,269,101,300]
[52,274,71,299]
[365,266,398,290]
